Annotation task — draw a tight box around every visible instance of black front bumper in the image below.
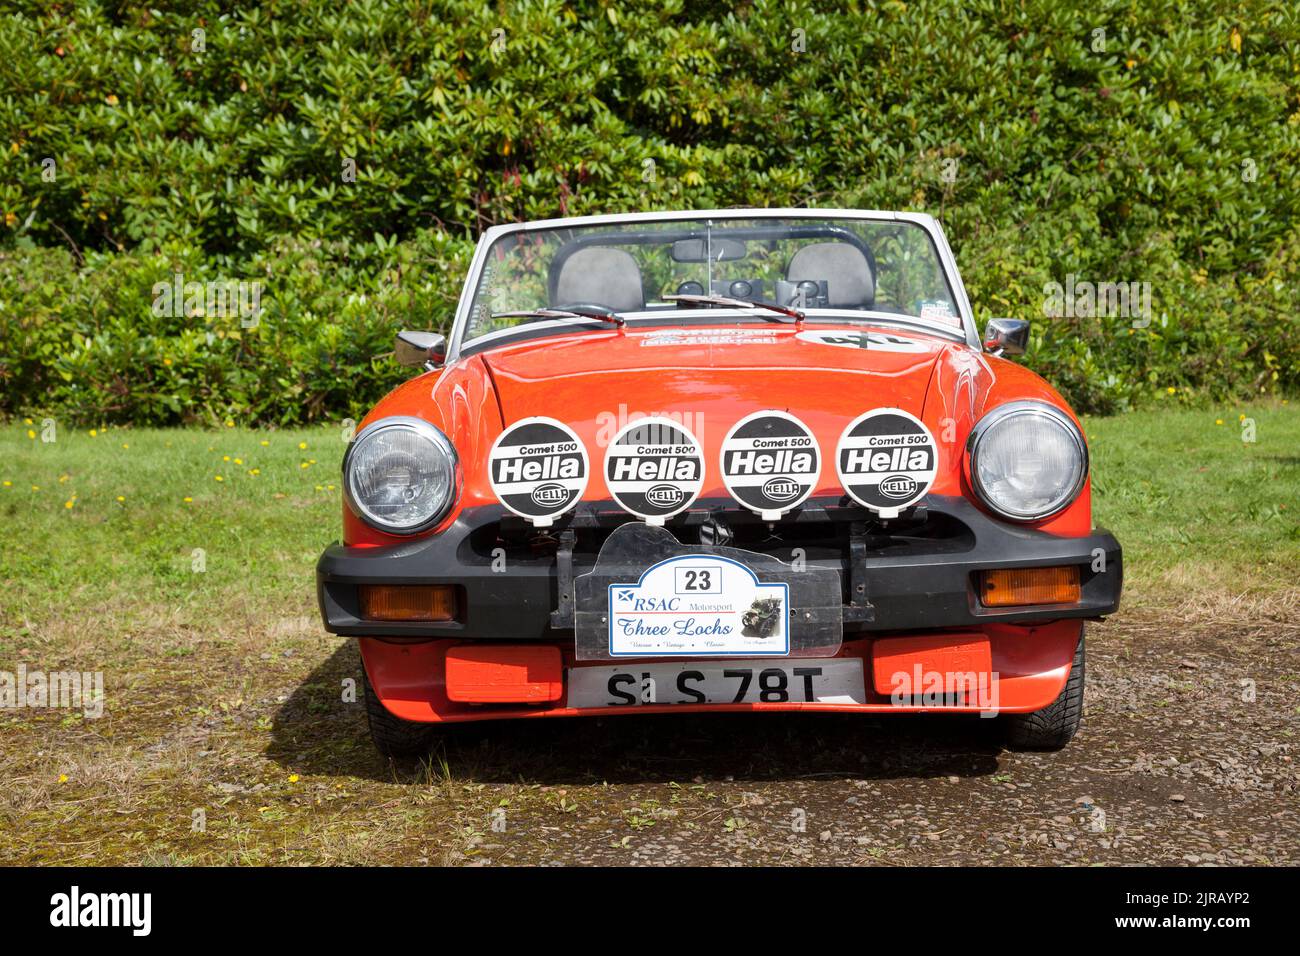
[316,495,1122,639]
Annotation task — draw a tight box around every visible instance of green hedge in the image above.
[1,0,1297,424]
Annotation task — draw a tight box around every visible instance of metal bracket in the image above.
[844,520,876,623]
[549,529,577,629]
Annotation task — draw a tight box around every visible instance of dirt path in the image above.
[4,615,1297,865]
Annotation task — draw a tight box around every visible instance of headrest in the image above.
[551,247,645,313]
[786,242,875,308]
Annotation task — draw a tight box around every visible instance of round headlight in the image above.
[967,401,1087,521]
[344,417,459,534]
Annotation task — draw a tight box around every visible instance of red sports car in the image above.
[316,209,1122,756]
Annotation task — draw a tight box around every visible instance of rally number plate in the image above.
[566,658,866,708]
[574,522,844,661]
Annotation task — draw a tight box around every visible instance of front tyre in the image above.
[362,668,437,758]
[1003,630,1085,751]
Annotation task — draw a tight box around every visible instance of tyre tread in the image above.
[362,668,437,757]
[1004,631,1086,751]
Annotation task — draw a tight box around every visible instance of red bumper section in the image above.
[359,620,1082,724]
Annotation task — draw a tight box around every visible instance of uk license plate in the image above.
[566,658,866,708]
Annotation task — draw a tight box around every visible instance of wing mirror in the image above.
[983,318,1029,357]
[394,330,446,369]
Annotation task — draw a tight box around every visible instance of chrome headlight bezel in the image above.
[343,416,460,535]
[966,401,1088,522]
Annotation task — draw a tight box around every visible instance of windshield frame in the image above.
[446,208,979,361]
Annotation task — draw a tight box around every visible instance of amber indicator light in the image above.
[359,585,457,621]
[979,566,1080,607]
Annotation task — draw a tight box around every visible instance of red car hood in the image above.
[481,324,946,430]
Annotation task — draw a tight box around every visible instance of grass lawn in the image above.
[0,402,1296,863]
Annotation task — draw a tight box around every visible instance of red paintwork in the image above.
[345,323,1092,545]
[360,620,1082,721]
[870,632,993,696]
[444,644,564,703]
[345,320,1094,722]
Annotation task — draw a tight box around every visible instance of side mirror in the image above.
[983,318,1029,357]
[394,330,446,368]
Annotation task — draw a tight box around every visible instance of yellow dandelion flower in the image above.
[2,480,10,487]
[315,485,324,491]
[300,462,309,469]
[225,419,235,428]
[326,484,335,491]
[1215,419,1224,425]
[234,458,242,465]
[23,417,32,425]
[89,429,97,437]
[1165,387,1176,395]
[250,468,260,476]
[27,429,35,440]
[183,496,193,502]
[298,441,308,450]
[223,455,230,462]
[105,94,118,106]
[260,440,269,447]
[64,499,74,509]
[214,475,224,482]
[59,474,69,483]
[31,485,40,491]
[163,357,172,366]
[58,774,69,783]
[288,774,300,784]
[116,495,125,502]
[122,443,129,449]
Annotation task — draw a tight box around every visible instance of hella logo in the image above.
[531,483,568,507]
[646,484,685,507]
[761,478,800,502]
[878,475,918,500]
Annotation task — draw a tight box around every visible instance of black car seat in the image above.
[550,247,645,312]
[785,241,875,308]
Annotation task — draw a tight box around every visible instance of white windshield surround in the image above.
[446,209,981,360]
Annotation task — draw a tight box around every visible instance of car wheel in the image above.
[1003,630,1085,751]
[362,667,438,758]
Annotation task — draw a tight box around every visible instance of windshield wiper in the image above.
[663,293,805,324]
[492,307,625,326]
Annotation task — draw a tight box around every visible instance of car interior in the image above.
[545,225,879,314]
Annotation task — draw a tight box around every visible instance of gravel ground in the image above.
[6,612,1296,865]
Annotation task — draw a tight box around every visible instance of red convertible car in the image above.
[316,209,1122,756]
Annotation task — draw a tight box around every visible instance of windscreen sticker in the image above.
[608,555,789,657]
[917,300,958,325]
[488,417,588,526]
[719,410,821,519]
[604,417,704,524]
[794,330,929,353]
[835,408,937,517]
[640,328,781,348]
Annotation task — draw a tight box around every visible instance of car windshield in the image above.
[462,215,960,347]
